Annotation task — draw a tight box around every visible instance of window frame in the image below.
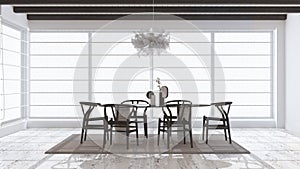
[0,19,28,124]
[28,29,276,120]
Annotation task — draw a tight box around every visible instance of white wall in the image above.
[0,5,28,28]
[286,14,300,134]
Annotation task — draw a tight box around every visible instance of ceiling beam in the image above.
[27,14,287,20]
[2,0,300,5]
[13,6,300,13]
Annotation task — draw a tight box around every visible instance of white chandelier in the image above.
[131,29,170,57]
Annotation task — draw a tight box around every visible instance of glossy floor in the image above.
[0,128,300,169]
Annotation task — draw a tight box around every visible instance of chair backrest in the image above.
[79,102,100,119]
[99,104,115,119]
[121,100,149,105]
[211,102,232,117]
[177,103,192,122]
[166,100,192,105]
[163,100,192,123]
[114,104,137,122]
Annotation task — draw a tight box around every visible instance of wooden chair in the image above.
[79,102,108,148]
[202,102,233,144]
[121,100,149,138]
[104,104,139,149]
[161,100,192,139]
[158,101,193,149]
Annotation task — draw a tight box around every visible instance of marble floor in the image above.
[0,128,300,169]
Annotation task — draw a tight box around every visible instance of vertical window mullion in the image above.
[0,19,4,122]
[21,28,28,119]
[26,29,31,120]
[88,32,92,101]
[211,32,215,116]
[270,31,274,119]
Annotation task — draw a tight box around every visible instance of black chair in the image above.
[121,100,150,138]
[79,102,108,148]
[202,102,233,144]
[161,100,192,139]
[158,100,193,149]
[104,104,139,149]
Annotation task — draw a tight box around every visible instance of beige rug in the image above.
[46,134,250,154]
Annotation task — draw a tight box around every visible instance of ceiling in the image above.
[2,0,300,20]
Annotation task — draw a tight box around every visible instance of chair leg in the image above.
[162,116,166,139]
[183,124,186,144]
[136,122,139,146]
[167,122,171,150]
[105,120,109,142]
[158,118,161,146]
[227,119,232,144]
[189,128,193,148]
[103,130,106,148]
[223,120,228,141]
[126,126,129,149]
[84,129,88,141]
[205,120,209,144]
[224,129,228,141]
[80,128,84,144]
[167,127,170,149]
[202,116,205,141]
[107,131,109,141]
[144,115,148,138]
[228,128,232,144]
[110,126,113,145]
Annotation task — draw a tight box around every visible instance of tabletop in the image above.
[132,103,211,108]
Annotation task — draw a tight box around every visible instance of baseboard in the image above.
[0,119,27,137]
[285,129,300,137]
[229,119,277,128]
[27,119,81,128]
[27,118,277,128]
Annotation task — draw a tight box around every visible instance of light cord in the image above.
[152,0,155,22]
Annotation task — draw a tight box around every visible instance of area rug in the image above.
[46,134,250,154]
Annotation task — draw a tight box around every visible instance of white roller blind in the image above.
[30,30,274,119]
[0,23,24,122]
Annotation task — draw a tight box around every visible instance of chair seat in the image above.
[160,118,189,125]
[171,122,189,126]
[204,116,225,121]
[206,124,228,129]
[159,120,177,124]
[164,115,177,119]
[131,115,145,118]
[113,128,137,132]
[108,120,137,125]
[84,124,105,129]
[87,117,106,121]
[111,124,137,128]
[202,102,232,144]
[132,120,145,123]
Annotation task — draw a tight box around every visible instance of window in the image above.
[30,33,88,118]
[29,30,274,119]
[0,21,25,122]
[214,32,272,118]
